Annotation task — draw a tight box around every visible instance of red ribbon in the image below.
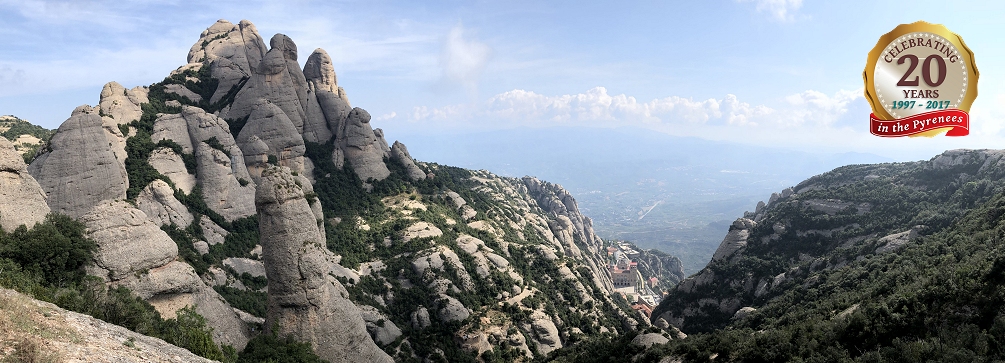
[870,109,969,137]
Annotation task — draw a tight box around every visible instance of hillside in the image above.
[399,127,892,274]
[545,149,1005,362]
[0,287,216,363]
[0,115,52,164]
[0,18,685,362]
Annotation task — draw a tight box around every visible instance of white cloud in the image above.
[738,0,805,22]
[440,24,491,92]
[402,87,879,151]
[373,111,397,121]
[481,87,732,126]
[778,88,862,127]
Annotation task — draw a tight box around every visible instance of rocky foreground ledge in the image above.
[0,287,216,363]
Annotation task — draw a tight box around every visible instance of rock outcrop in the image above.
[148,147,196,194]
[300,49,336,143]
[80,201,250,349]
[236,100,307,179]
[97,81,147,171]
[711,218,755,261]
[188,19,268,104]
[390,141,426,181]
[256,166,391,363]
[522,177,613,293]
[28,106,128,219]
[135,180,194,227]
[228,34,310,132]
[338,108,390,183]
[0,136,50,231]
[80,201,179,282]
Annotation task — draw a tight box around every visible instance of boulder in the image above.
[188,19,269,104]
[222,257,266,278]
[359,305,403,346]
[29,106,128,219]
[256,166,391,363]
[437,295,470,322]
[81,201,177,281]
[631,333,670,348]
[411,307,431,329]
[200,217,229,245]
[135,179,193,227]
[390,141,426,181]
[164,84,202,103]
[403,221,443,242]
[530,310,563,354]
[0,136,50,231]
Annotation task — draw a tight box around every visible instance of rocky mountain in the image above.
[0,18,679,362]
[545,149,1005,362]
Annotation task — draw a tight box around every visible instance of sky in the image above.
[1,0,1005,161]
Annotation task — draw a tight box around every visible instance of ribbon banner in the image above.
[870,109,969,137]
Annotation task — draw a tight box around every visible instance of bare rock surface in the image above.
[631,333,670,348]
[200,217,229,245]
[711,218,756,261]
[222,257,266,278]
[188,19,268,104]
[256,166,391,363]
[301,49,337,143]
[359,305,403,345]
[0,136,49,231]
[152,113,195,153]
[81,201,178,281]
[391,141,426,181]
[136,180,194,227]
[196,141,256,221]
[229,34,310,132]
[236,100,306,178]
[437,294,470,322]
[29,106,128,219]
[529,310,563,355]
[338,108,390,182]
[148,147,196,194]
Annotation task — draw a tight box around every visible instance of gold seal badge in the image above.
[863,21,978,137]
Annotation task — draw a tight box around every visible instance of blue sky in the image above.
[2,0,1004,160]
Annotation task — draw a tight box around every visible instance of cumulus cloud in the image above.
[778,88,862,127]
[406,87,871,140]
[738,0,805,22]
[440,24,491,92]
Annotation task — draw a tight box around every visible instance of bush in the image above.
[239,331,329,363]
[0,214,96,288]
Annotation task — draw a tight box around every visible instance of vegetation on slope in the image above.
[0,214,236,362]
